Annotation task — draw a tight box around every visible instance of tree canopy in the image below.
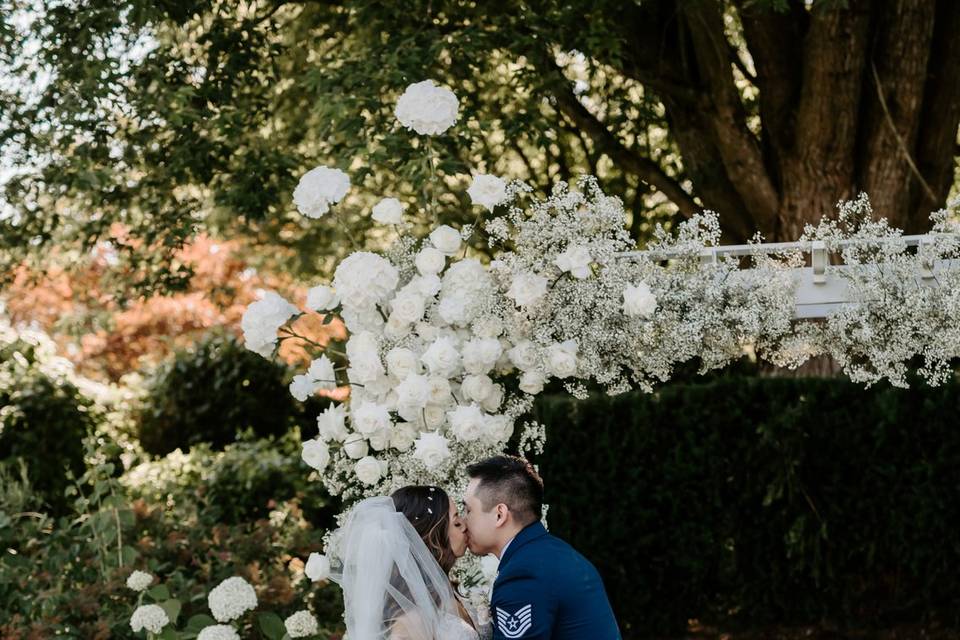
[2,0,958,296]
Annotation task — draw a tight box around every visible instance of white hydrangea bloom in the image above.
[301,439,330,471]
[421,336,461,378]
[198,625,241,640]
[293,166,350,218]
[130,604,169,635]
[394,80,459,136]
[622,282,658,318]
[304,553,330,582]
[371,197,405,224]
[429,225,462,256]
[241,292,299,357]
[125,570,153,592]
[208,576,258,623]
[284,610,319,638]
[317,403,349,442]
[306,285,339,312]
[333,252,400,309]
[413,431,451,470]
[467,174,508,212]
[354,455,383,485]
[554,245,592,279]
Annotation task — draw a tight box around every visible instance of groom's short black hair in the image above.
[466,455,543,525]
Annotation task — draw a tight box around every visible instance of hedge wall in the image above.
[532,375,960,637]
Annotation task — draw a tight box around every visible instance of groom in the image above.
[463,455,621,639]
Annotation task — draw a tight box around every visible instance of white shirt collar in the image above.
[498,534,518,559]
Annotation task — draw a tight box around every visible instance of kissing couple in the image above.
[328,455,621,639]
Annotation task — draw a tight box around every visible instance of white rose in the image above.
[461,374,494,403]
[371,197,405,224]
[448,404,486,442]
[427,376,452,406]
[394,79,459,136]
[508,340,539,371]
[519,370,546,395]
[386,347,419,380]
[126,570,153,592]
[461,338,502,375]
[416,321,440,342]
[351,402,393,436]
[368,426,391,451]
[317,403,349,442]
[554,244,593,279]
[301,438,330,471]
[413,432,452,470]
[422,405,447,430]
[507,271,549,308]
[293,166,350,218]
[480,384,504,412]
[389,293,426,325]
[546,340,578,378]
[384,314,411,340]
[340,305,385,334]
[354,456,383,485]
[421,336,461,378]
[306,285,339,312]
[429,225,462,256]
[241,291,299,357]
[390,422,418,452]
[466,174,508,212]
[415,247,447,275]
[623,282,658,318]
[483,414,514,443]
[343,433,369,459]
[304,553,330,582]
[396,374,432,409]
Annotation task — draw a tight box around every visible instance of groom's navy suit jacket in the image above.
[490,521,620,640]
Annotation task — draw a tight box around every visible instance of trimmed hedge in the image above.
[533,374,960,637]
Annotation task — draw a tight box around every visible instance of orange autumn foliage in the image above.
[5,236,346,381]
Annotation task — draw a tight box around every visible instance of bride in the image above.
[329,486,492,640]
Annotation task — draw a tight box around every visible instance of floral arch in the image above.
[237,79,960,615]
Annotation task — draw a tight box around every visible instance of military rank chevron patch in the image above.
[496,604,532,638]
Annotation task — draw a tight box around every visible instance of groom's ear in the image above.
[494,503,510,526]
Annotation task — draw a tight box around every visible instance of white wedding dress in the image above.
[328,497,492,640]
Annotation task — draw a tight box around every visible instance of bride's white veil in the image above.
[328,496,461,640]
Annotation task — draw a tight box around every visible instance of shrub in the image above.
[137,333,300,456]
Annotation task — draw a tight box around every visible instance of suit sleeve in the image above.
[490,568,555,640]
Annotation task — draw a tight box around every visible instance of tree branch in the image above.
[551,87,699,218]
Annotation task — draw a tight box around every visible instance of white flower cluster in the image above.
[130,604,169,634]
[284,610,319,638]
[786,194,960,387]
[207,576,258,623]
[394,79,459,136]
[126,569,154,592]
[293,166,350,219]
[198,625,241,640]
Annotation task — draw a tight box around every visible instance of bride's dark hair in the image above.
[391,485,457,574]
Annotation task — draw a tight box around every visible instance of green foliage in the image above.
[0,431,344,639]
[533,374,960,636]
[123,429,339,529]
[0,337,96,514]
[136,333,299,456]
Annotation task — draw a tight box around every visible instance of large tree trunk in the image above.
[551,0,960,243]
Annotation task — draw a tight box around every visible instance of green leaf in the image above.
[159,598,182,625]
[121,545,139,566]
[257,612,286,640]
[185,614,216,632]
[147,584,170,602]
